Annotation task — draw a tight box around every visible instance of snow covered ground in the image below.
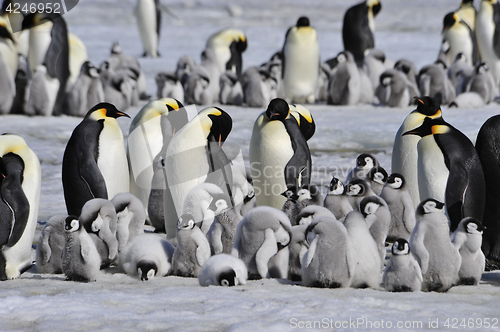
[1,0,500,331]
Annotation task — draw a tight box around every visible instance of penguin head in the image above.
[265,98,290,121]
[296,16,310,27]
[367,166,388,185]
[0,22,14,42]
[416,198,445,216]
[289,104,316,140]
[462,217,485,234]
[208,193,231,213]
[201,107,232,146]
[177,214,195,230]
[295,187,312,202]
[476,62,490,74]
[328,177,345,195]
[217,268,237,287]
[21,12,59,30]
[356,153,377,169]
[367,0,382,16]
[346,179,368,196]
[86,102,130,121]
[360,196,384,217]
[442,12,457,33]
[81,61,100,78]
[64,216,80,233]
[281,186,297,199]
[137,260,158,281]
[111,42,123,55]
[392,239,410,255]
[454,53,467,64]
[386,173,405,189]
[412,96,442,119]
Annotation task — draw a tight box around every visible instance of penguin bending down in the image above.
[198,254,247,286]
[205,28,247,77]
[0,134,41,280]
[36,215,67,274]
[383,239,423,292]
[111,193,146,252]
[62,103,130,217]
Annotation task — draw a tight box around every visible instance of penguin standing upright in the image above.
[249,98,312,209]
[440,12,477,67]
[342,0,382,66]
[62,103,130,217]
[476,0,500,85]
[403,114,485,232]
[134,0,161,58]
[282,16,320,104]
[0,15,18,77]
[457,0,477,31]
[0,134,41,280]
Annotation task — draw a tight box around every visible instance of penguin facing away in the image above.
[35,215,67,274]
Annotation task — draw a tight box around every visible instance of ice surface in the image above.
[1,0,500,331]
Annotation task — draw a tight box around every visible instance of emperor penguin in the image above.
[35,215,67,274]
[0,133,41,280]
[283,184,323,226]
[172,213,211,278]
[206,28,247,77]
[374,69,412,108]
[175,55,196,88]
[155,71,184,102]
[364,49,388,90]
[67,33,89,89]
[417,61,456,105]
[383,239,423,292]
[327,51,361,106]
[391,96,444,208]
[365,166,388,195]
[163,107,233,240]
[66,61,104,117]
[342,0,382,66]
[345,153,378,184]
[393,58,420,96]
[62,103,130,217]
[232,206,292,280]
[0,50,14,114]
[249,98,312,209]
[346,179,376,211]
[0,16,17,78]
[198,254,247,286]
[323,177,353,220]
[119,233,175,281]
[468,62,497,104]
[403,115,485,232]
[79,198,119,268]
[380,173,416,241]
[287,224,308,281]
[360,195,391,264]
[476,0,500,86]
[282,16,319,104]
[24,64,59,116]
[111,193,146,253]
[219,70,243,106]
[301,216,356,288]
[457,0,477,31]
[447,53,474,95]
[184,65,212,105]
[409,199,461,292]
[62,216,101,282]
[474,115,500,265]
[134,0,161,58]
[440,12,478,67]
[206,193,243,255]
[451,217,485,285]
[342,211,381,288]
[127,98,186,218]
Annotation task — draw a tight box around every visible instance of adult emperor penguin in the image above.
[111,193,146,253]
[476,0,500,86]
[403,115,485,232]
[457,0,477,31]
[163,107,233,240]
[36,215,66,274]
[62,216,101,282]
[62,103,130,217]
[249,98,312,209]
[0,50,14,114]
[282,16,320,104]
[134,0,161,58]
[409,199,461,292]
[206,28,247,77]
[119,233,175,281]
[391,96,443,208]
[475,115,500,265]
[0,134,41,280]
[383,239,423,292]
[198,254,247,286]
[0,16,17,78]
[342,0,382,66]
[451,217,485,285]
[440,11,477,67]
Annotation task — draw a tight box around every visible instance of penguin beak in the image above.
[116,111,131,119]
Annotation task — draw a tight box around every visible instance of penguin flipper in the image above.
[410,224,429,274]
[256,228,278,278]
[78,155,108,201]
[412,258,424,283]
[192,228,210,266]
[39,228,53,265]
[80,236,92,263]
[304,234,318,268]
[445,162,469,231]
[209,222,223,255]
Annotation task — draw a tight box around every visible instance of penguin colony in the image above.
[0,0,497,296]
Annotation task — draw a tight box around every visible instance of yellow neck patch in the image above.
[432,125,449,135]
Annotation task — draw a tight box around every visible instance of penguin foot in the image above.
[485,258,500,271]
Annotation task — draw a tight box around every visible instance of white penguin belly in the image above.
[476,6,500,84]
[444,26,473,66]
[417,137,448,203]
[0,39,17,76]
[135,0,158,57]
[28,22,52,76]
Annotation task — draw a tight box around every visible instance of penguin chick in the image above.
[380,173,416,241]
[155,71,184,102]
[296,205,336,227]
[219,70,243,106]
[172,214,211,277]
[342,211,381,288]
[119,233,174,281]
[327,51,361,106]
[323,176,353,220]
[62,216,101,282]
[198,254,247,286]
[284,184,323,226]
[287,224,309,281]
[36,215,66,274]
[383,238,423,292]
[365,166,388,195]
[360,195,391,265]
[346,179,376,211]
[345,153,379,183]
[301,217,355,288]
[232,206,292,280]
[451,217,485,285]
[409,199,461,292]
[417,61,456,105]
[111,193,146,253]
[206,193,243,255]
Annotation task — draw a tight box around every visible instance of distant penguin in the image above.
[365,166,388,195]
[383,239,423,292]
[393,58,420,96]
[403,115,485,232]
[409,199,461,292]
[206,193,243,255]
[476,0,500,85]
[392,96,443,208]
[250,98,312,209]
[342,0,382,65]
[0,50,14,114]
[198,254,247,286]
[134,0,161,58]
[0,18,17,77]
[9,54,28,115]
[36,215,66,274]
[232,206,292,280]
[302,217,355,288]
[62,103,130,217]
[374,69,412,107]
[327,51,361,106]
[467,62,497,104]
[345,153,378,183]
[184,65,212,105]
[364,49,387,90]
[360,195,391,264]
[62,216,101,282]
[441,11,477,67]
[287,224,308,281]
[219,70,243,106]
[418,61,456,105]
[175,55,196,88]
[323,177,353,220]
[0,134,41,280]
[346,179,376,211]
[282,16,319,103]
[111,193,145,253]
[172,213,211,277]
[315,62,332,102]
[66,61,104,117]
[380,173,415,241]
[182,182,225,234]
[200,48,222,103]
[342,211,381,288]
[242,66,277,107]
[24,64,59,116]
[155,71,184,102]
[447,53,474,95]
[119,233,175,281]
[205,28,247,77]
[451,217,485,285]
[67,33,89,89]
